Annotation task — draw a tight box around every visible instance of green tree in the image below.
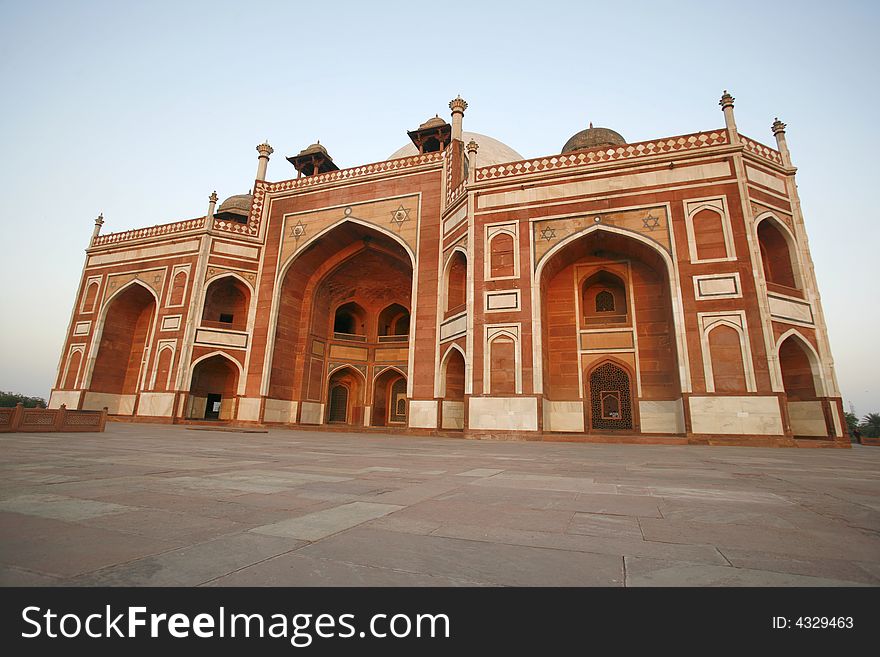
[862,413,880,439]
[0,391,47,408]
[844,411,860,434]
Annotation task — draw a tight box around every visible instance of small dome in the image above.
[418,115,447,130]
[297,142,329,157]
[561,126,626,154]
[216,194,252,217]
[387,131,523,167]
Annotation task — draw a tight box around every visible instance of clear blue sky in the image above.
[1,0,877,416]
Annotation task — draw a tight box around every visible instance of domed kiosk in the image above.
[214,193,253,223]
[388,131,523,167]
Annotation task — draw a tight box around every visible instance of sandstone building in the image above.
[49,93,846,444]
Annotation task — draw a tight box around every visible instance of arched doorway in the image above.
[778,332,828,438]
[188,354,240,420]
[90,282,157,399]
[779,334,819,400]
[372,368,407,427]
[539,228,681,434]
[268,221,413,425]
[587,360,634,431]
[326,366,365,425]
[440,347,466,430]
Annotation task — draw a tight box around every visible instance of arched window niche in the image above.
[332,301,367,341]
[581,270,627,326]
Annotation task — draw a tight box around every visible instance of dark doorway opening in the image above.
[205,393,222,420]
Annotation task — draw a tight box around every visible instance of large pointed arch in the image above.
[775,328,826,397]
[261,219,416,399]
[532,223,690,394]
[82,278,160,391]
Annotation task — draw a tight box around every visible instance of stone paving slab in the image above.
[250,502,404,541]
[296,527,625,586]
[0,423,878,587]
[624,556,871,587]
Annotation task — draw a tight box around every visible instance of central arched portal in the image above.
[269,221,413,427]
[539,228,681,434]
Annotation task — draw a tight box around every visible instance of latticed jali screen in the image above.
[589,362,633,430]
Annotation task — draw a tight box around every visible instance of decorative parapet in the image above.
[475,130,732,182]
[447,180,466,207]
[740,134,784,165]
[213,151,444,237]
[266,151,442,195]
[92,216,206,246]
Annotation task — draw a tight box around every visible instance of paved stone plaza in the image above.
[1,424,878,586]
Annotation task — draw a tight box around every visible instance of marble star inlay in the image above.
[390,205,410,228]
[290,219,306,239]
[642,214,660,231]
[540,225,557,241]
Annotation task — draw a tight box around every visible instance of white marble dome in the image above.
[387,131,524,167]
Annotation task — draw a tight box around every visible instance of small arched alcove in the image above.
[757,217,801,291]
[333,301,367,339]
[201,276,251,331]
[377,303,410,341]
[581,270,628,326]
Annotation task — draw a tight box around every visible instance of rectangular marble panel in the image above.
[443,203,467,234]
[478,162,732,209]
[73,321,91,336]
[768,294,813,324]
[469,397,538,431]
[486,290,520,311]
[787,400,827,437]
[441,400,464,429]
[639,399,684,434]
[48,390,82,409]
[689,396,783,435]
[82,392,135,415]
[408,400,438,428]
[263,398,298,423]
[136,392,174,417]
[299,401,324,425]
[237,397,262,422]
[194,328,248,348]
[88,239,200,266]
[213,241,259,259]
[746,165,786,193]
[543,400,584,432]
[161,315,181,331]
[694,274,741,300]
[439,313,467,341]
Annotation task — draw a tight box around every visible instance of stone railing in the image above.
[740,134,784,165]
[0,404,107,433]
[474,130,731,182]
[92,216,206,246]
[264,151,443,195]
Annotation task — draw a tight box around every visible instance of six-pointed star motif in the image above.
[390,205,410,227]
[540,226,556,241]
